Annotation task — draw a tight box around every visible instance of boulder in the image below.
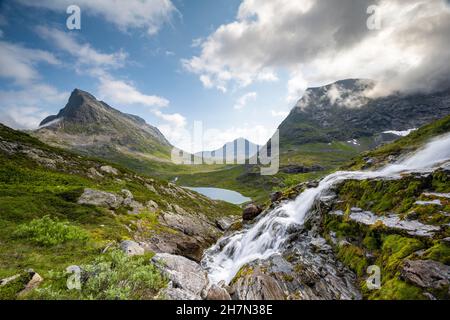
[270,191,283,203]
[99,165,119,175]
[401,260,450,290]
[120,240,145,256]
[231,269,285,300]
[215,216,239,231]
[242,204,263,221]
[206,284,231,300]
[151,253,208,300]
[77,188,123,209]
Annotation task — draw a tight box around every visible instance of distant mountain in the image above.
[196,138,260,163]
[34,89,172,162]
[278,79,450,147]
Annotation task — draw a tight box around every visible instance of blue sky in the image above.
[0,0,291,152]
[1,0,449,152]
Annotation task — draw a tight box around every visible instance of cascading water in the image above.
[202,133,450,284]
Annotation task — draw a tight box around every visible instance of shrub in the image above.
[14,215,89,246]
[30,249,166,300]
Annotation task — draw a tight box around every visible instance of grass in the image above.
[0,123,240,298]
[25,249,167,300]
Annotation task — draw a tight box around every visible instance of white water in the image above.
[202,133,450,284]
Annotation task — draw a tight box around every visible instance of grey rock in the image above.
[78,188,123,209]
[151,253,208,300]
[401,259,450,290]
[120,240,145,256]
[100,165,119,175]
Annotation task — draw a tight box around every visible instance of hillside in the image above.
[216,115,450,300]
[0,123,240,299]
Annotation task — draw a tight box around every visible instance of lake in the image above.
[184,187,251,205]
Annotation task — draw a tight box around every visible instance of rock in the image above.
[151,253,208,300]
[306,181,319,188]
[231,268,286,300]
[401,260,450,290]
[87,167,103,178]
[346,210,440,238]
[78,188,123,209]
[120,240,145,256]
[414,199,442,206]
[18,270,43,297]
[146,200,159,212]
[215,216,238,231]
[99,165,119,175]
[242,204,263,221]
[442,237,450,245]
[0,274,21,286]
[206,284,232,300]
[310,237,332,252]
[270,191,283,202]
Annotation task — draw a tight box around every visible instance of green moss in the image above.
[370,278,425,300]
[337,244,368,277]
[379,235,424,272]
[424,242,450,265]
[231,265,254,284]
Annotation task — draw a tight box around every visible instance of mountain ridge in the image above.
[33,88,172,162]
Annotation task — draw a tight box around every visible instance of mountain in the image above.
[196,138,260,162]
[278,79,450,147]
[34,89,172,161]
[178,80,450,202]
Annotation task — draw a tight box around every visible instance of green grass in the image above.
[26,249,167,300]
[0,123,240,298]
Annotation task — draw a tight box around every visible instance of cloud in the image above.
[286,69,308,103]
[184,0,450,98]
[36,26,126,68]
[97,76,169,107]
[35,26,170,109]
[18,0,177,36]
[0,84,68,129]
[0,40,60,84]
[200,125,273,153]
[234,91,257,110]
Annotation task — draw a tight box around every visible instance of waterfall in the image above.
[202,133,450,284]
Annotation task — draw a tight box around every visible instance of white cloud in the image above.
[200,125,273,153]
[0,40,60,84]
[35,26,170,109]
[36,26,126,68]
[286,69,308,103]
[18,0,177,36]
[0,84,68,129]
[97,76,169,107]
[184,0,450,98]
[234,91,257,110]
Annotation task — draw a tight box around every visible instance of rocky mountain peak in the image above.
[35,89,172,156]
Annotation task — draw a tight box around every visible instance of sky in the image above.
[0,0,449,153]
